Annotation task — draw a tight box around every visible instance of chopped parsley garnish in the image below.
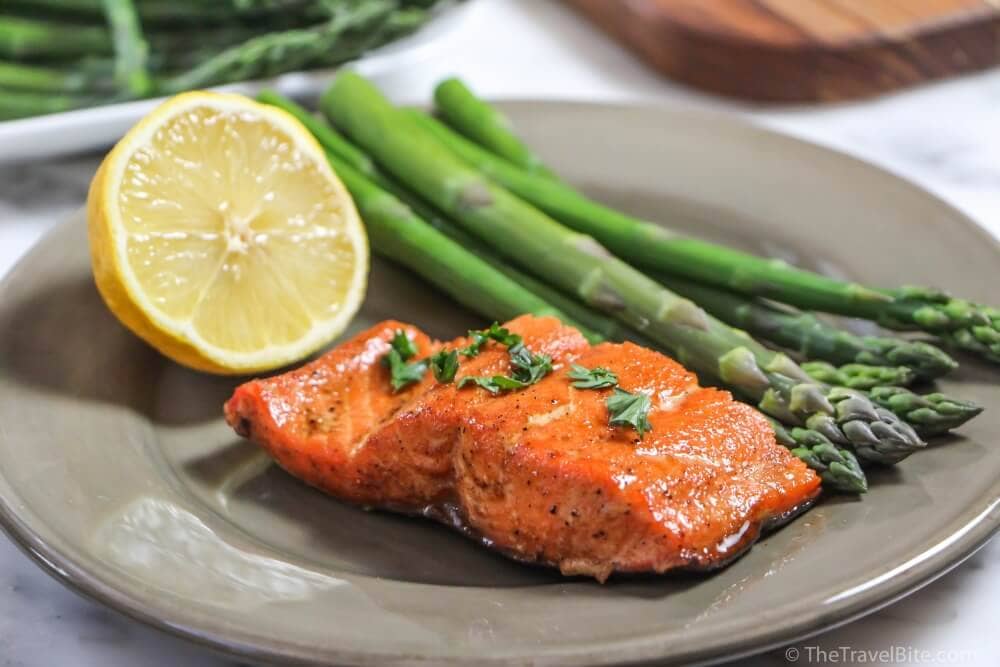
[567,364,618,389]
[567,364,647,438]
[457,325,552,394]
[461,322,523,357]
[508,342,552,384]
[606,387,653,439]
[430,349,459,383]
[389,329,419,360]
[457,374,528,394]
[381,330,428,392]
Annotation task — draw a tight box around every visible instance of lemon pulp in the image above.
[89,92,368,373]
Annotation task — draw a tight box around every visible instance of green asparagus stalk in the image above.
[322,72,925,466]
[664,279,981,432]
[862,387,983,437]
[434,78,557,178]
[0,15,264,61]
[5,0,315,23]
[0,16,112,59]
[410,98,1000,362]
[800,361,914,390]
[263,90,867,492]
[768,418,867,493]
[0,58,114,93]
[102,0,153,96]
[310,6,433,67]
[158,2,393,94]
[436,223,630,344]
[656,274,956,380]
[224,0,316,11]
[941,306,1000,363]
[0,89,98,120]
[146,25,290,75]
[806,368,980,434]
[326,152,591,329]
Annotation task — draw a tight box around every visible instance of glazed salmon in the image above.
[225,315,820,581]
[226,316,590,509]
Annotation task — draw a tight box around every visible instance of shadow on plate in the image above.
[0,274,244,425]
[0,255,488,428]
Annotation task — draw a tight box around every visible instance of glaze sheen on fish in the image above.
[224,315,820,581]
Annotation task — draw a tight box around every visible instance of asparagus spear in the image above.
[0,89,97,120]
[307,6,433,69]
[434,78,557,178]
[800,361,914,390]
[942,306,1000,363]
[410,100,1000,362]
[5,0,314,23]
[102,0,153,96]
[656,274,956,380]
[0,58,114,93]
[0,16,112,59]
[146,25,295,75]
[327,153,591,330]
[227,0,317,11]
[435,222,629,344]
[158,2,393,94]
[862,387,983,437]
[0,15,263,61]
[768,418,867,493]
[322,72,924,465]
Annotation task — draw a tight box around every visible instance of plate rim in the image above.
[0,99,998,666]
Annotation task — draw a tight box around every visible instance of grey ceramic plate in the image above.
[0,102,998,667]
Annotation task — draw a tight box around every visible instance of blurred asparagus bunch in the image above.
[0,0,444,120]
[254,74,991,495]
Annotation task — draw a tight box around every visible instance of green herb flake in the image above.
[430,349,460,383]
[389,329,419,360]
[457,335,552,395]
[568,364,618,389]
[461,322,523,357]
[457,374,528,394]
[606,387,653,438]
[508,342,552,384]
[381,330,428,392]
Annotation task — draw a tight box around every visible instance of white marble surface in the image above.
[1,1,998,665]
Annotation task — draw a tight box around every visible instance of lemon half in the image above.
[88,91,368,374]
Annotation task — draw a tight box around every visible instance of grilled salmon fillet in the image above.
[225,315,820,581]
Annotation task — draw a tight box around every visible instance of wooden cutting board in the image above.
[565,0,1000,102]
